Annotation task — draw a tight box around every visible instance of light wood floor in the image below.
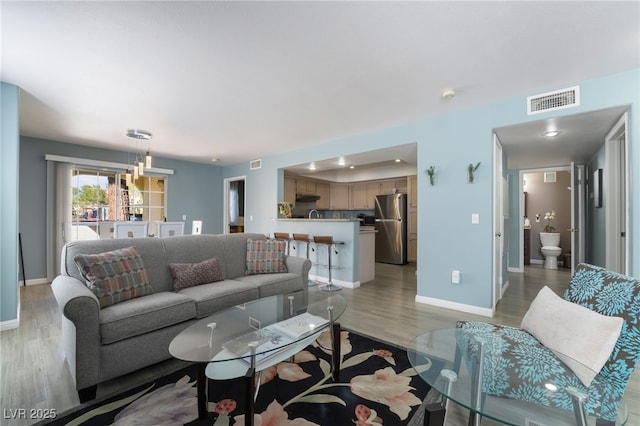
[1,264,637,425]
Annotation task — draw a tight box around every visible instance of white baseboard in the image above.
[501,280,510,298]
[0,318,19,332]
[309,274,359,289]
[0,300,20,331]
[415,295,494,317]
[530,259,544,265]
[507,266,524,273]
[20,278,49,286]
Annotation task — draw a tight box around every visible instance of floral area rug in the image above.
[45,330,436,426]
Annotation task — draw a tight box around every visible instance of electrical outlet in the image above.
[451,270,460,284]
[472,213,479,224]
[182,214,187,220]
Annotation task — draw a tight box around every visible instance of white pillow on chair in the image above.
[521,286,623,386]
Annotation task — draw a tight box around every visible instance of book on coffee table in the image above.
[269,312,329,340]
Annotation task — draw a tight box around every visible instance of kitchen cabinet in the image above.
[296,179,317,194]
[408,237,417,263]
[407,175,417,262]
[316,182,330,209]
[284,177,296,204]
[380,178,408,195]
[395,178,408,194]
[351,183,368,209]
[408,209,417,234]
[365,183,380,207]
[408,175,417,207]
[330,184,350,209]
[379,180,396,195]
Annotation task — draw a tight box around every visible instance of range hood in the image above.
[296,193,321,202]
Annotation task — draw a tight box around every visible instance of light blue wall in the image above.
[1,82,20,323]
[224,69,639,310]
[19,137,225,281]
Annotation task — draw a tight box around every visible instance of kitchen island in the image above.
[272,219,375,288]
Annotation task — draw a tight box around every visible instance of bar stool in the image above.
[291,233,310,259]
[273,232,292,255]
[292,233,316,287]
[313,235,341,292]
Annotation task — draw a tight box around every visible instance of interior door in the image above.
[569,162,585,274]
[493,135,504,311]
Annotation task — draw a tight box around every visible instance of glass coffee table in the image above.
[407,328,628,426]
[169,291,346,420]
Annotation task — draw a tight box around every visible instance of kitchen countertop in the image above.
[273,218,360,222]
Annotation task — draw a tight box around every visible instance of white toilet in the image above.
[540,232,562,269]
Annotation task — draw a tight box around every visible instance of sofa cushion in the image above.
[521,286,623,386]
[170,257,224,290]
[100,291,196,344]
[176,280,259,318]
[235,273,304,299]
[245,239,287,275]
[74,246,153,308]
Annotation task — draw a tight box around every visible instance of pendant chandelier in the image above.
[125,129,152,184]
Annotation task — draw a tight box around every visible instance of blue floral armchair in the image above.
[455,263,640,425]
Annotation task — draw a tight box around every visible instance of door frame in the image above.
[604,112,629,274]
[570,162,585,275]
[223,175,246,234]
[517,165,576,270]
[492,134,504,312]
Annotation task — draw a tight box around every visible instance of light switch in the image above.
[182,214,187,220]
[472,213,479,224]
[452,270,460,284]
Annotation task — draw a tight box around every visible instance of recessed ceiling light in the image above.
[211,158,220,163]
[338,157,346,166]
[349,165,355,169]
[395,159,401,163]
[543,130,561,137]
[309,162,316,171]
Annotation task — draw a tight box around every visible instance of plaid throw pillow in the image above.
[170,257,224,291]
[74,246,152,308]
[246,239,287,275]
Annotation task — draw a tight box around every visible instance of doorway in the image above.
[224,176,246,234]
[495,106,630,285]
[519,167,575,270]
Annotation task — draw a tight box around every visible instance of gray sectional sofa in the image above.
[52,233,311,402]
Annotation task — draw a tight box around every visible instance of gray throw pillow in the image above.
[170,257,224,290]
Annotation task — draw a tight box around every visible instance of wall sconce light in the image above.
[425,166,436,186]
[468,162,481,183]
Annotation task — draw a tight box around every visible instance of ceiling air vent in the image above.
[527,85,580,115]
[249,159,262,170]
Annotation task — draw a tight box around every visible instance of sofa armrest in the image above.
[285,255,312,306]
[285,255,312,279]
[51,275,101,390]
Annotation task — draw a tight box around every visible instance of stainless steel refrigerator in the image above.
[374,193,408,264]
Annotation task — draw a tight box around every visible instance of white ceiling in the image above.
[1,1,638,169]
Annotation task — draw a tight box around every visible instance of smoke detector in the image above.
[441,88,456,100]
